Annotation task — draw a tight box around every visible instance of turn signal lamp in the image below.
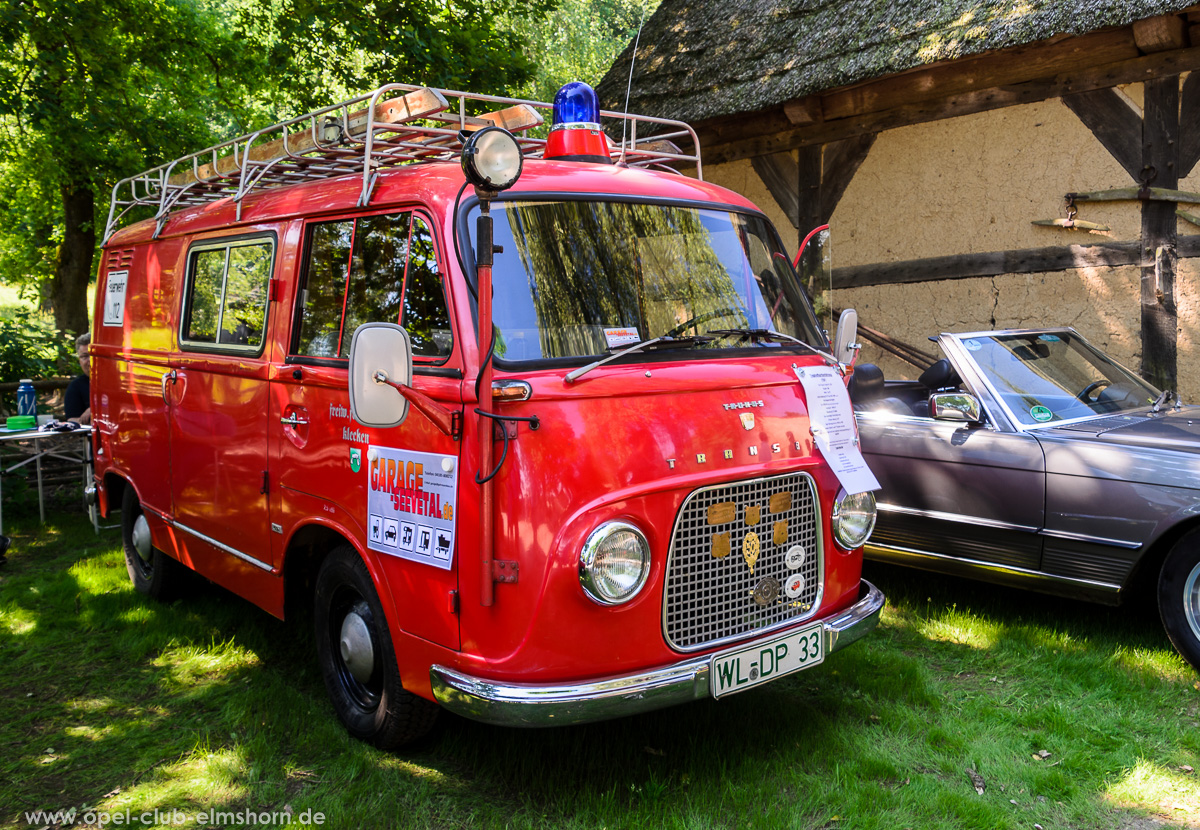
[544,81,613,164]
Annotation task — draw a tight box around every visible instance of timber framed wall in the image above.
[664,12,1200,400]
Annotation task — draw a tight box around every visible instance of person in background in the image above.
[65,332,91,424]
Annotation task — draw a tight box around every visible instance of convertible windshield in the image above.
[467,200,826,362]
[953,331,1160,426]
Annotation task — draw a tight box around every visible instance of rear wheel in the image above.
[1158,530,1200,672]
[314,546,438,748]
[122,486,186,600]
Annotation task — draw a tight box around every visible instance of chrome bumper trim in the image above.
[430,580,884,728]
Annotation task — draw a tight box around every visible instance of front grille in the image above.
[663,472,823,652]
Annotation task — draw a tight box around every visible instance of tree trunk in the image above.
[53,179,94,338]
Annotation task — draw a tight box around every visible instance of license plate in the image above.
[710,623,824,698]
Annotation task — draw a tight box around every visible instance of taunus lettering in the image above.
[723,400,764,410]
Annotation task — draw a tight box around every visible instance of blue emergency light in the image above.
[545,82,612,163]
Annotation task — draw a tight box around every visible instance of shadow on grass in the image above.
[2,516,1196,830]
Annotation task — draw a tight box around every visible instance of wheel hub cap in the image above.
[132,515,153,564]
[339,611,375,683]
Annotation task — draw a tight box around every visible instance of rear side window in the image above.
[182,237,275,351]
[294,211,452,360]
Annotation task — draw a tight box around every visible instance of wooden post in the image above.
[1140,77,1180,392]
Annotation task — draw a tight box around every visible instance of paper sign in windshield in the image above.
[794,366,881,495]
[604,327,641,348]
[367,447,458,570]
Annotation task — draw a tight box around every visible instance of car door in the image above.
[272,208,463,650]
[857,372,1046,572]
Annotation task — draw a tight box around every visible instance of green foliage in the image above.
[0,308,73,385]
[502,0,659,104]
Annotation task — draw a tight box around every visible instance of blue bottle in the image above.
[16,379,35,416]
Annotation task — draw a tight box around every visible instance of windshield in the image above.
[467,199,826,362]
[952,331,1159,426]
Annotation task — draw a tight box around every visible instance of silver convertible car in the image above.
[850,328,1200,671]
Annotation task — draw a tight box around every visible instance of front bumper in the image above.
[430,579,884,728]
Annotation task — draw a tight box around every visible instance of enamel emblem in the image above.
[785,573,805,599]
[740,412,755,430]
[742,531,760,573]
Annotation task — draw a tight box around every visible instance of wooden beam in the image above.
[1180,71,1200,177]
[784,97,821,126]
[1133,15,1188,53]
[750,153,800,228]
[832,235,1200,290]
[1140,76,1180,391]
[1062,88,1144,180]
[819,134,875,223]
[796,145,821,241]
[699,45,1200,166]
[820,29,1137,123]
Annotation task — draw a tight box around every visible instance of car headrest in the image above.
[848,363,884,403]
[919,358,960,391]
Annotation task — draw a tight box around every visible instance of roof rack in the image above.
[103,83,703,243]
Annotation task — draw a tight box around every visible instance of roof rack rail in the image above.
[103,83,702,243]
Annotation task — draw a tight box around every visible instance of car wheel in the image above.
[1158,530,1200,672]
[314,545,438,748]
[122,485,186,600]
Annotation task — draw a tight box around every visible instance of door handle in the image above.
[280,414,309,427]
[161,370,177,405]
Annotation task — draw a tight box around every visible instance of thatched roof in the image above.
[597,0,1200,125]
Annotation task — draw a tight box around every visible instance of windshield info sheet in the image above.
[794,366,881,495]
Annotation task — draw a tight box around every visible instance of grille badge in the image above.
[753,577,780,606]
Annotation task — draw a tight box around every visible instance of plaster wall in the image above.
[700,81,1200,399]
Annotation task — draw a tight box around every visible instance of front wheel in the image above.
[313,546,438,748]
[1158,530,1200,672]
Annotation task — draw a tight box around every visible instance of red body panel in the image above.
[92,158,869,707]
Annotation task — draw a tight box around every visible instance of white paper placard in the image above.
[103,270,129,326]
[794,366,881,495]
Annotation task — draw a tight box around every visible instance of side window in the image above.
[294,211,453,361]
[182,237,274,350]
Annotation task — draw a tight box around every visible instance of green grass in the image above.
[2,513,1198,829]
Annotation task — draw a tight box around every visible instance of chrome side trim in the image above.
[877,502,1039,533]
[1038,528,1142,550]
[431,580,884,728]
[866,543,1122,593]
[172,519,274,572]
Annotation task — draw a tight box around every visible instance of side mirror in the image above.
[833,308,859,365]
[348,323,413,428]
[930,392,982,424]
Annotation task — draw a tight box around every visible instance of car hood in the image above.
[1040,407,1200,454]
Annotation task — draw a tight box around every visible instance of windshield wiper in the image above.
[564,335,711,384]
[707,328,837,363]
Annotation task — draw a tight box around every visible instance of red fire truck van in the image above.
[91,81,884,748]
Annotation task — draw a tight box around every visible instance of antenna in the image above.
[617,2,650,165]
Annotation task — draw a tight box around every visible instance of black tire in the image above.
[122,485,186,601]
[1158,530,1200,672]
[313,546,438,748]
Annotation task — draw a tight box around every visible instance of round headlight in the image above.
[461,126,523,191]
[831,489,877,550]
[580,521,651,605]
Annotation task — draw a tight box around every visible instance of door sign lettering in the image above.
[366,446,458,569]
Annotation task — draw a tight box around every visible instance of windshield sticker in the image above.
[367,447,458,570]
[963,339,982,351]
[794,366,881,495]
[1030,405,1054,422]
[603,327,641,348]
[1039,334,1061,342]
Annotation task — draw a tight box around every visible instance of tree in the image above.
[0,0,555,337]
